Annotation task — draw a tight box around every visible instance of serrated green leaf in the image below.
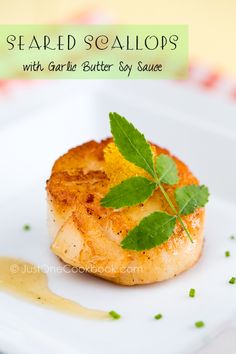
[156,154,179,185]
[109,112,155,178]
[175,185,209,215]
[121,212,176,250]
[101,177,156,208]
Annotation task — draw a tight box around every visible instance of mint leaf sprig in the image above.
[101,113,209,251]
[155,154,193,243]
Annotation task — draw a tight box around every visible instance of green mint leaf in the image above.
[175,185,209,215]
[155,154,179,185]
[121,212,176,250]
[101,177,156,208]
[109,112,155,178]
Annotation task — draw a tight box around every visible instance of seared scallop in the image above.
[46,138,205,285]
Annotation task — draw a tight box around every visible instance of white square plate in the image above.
[0,80,236,354]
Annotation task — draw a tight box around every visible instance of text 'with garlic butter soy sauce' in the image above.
[0,24,188,79]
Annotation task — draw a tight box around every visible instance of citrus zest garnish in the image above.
[103,142,150,186]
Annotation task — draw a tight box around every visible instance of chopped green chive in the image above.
[109,310,121,320]
[225,251,230,257]
[23,224,30,231]
[229,277,236,284]
[189,288,196,298]
[230,235,235,240]
[195,321,205,328]
[154,314,163,320]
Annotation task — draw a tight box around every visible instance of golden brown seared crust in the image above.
[46,138,205,286]
[52,139,113,174]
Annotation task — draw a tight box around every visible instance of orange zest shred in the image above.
[103,142,151,186]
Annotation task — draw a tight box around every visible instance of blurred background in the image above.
[0,0,236,127]
[0,0,236,76]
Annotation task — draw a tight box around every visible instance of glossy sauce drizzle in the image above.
[0,257,109,320]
